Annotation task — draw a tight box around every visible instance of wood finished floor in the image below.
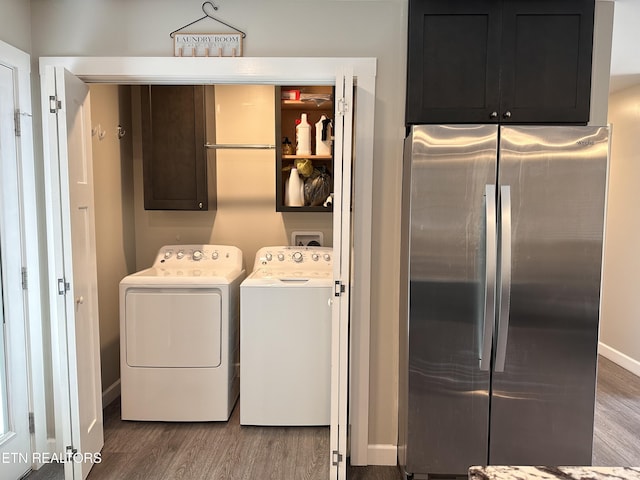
[26,355,640,480]
[90,401,332,480]
[593,356,640,466]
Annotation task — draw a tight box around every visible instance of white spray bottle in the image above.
[315,115,332,156]
[295,113,311,155]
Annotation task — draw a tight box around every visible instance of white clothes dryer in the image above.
[240,246,333,426]
[119,245,245,421]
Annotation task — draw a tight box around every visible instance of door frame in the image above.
[0,40,48,473]
[38,56,376,467]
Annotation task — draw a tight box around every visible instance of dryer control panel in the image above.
[254,246,333,272]
[153,244,244,271]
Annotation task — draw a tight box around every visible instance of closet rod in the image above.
[205,143,275,150]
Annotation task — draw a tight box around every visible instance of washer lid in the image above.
[242,268,333,287]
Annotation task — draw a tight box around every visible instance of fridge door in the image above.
[490,125,609,465]
[401,125,498,476]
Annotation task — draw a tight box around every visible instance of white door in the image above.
[42,66,103,480]
[0,62,31,480]
[330,68,354,480]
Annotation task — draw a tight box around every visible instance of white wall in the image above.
[29,0,407,451]
[600,84,640,376]
[0,0,31,53]
[609,0,640,92]
[89,84,137,399]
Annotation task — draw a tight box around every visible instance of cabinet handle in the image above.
[198,202,203,209]
[490,111,498,119]
[503,111,512,119]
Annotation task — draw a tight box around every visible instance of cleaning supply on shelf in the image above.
[285,167,305,207]
[315,115,332,156]
[294,158,314,177]
[282,137,294,155]
[304,166,332,207]
[295,113,311,155]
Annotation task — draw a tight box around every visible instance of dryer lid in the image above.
[121,267,245,285]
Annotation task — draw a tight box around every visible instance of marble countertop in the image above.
[469,466,640,480]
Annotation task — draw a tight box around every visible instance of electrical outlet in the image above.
[291,231,323,247]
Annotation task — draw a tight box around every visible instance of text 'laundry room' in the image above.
[88,82,342,472]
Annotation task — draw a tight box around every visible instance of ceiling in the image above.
[609,0,640,92]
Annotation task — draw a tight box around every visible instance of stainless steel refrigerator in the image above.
[398,125,609,479]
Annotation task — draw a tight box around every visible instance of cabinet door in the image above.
[406,0,502,124]
[141,85,208,210]
[499,0,594,124]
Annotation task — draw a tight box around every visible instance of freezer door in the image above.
[402,125,498,476]
[490,126,609,465]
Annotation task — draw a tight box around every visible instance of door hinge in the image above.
[28,412,35,434]
[57,278,70,295]
[21,267,28,290]
[332,450,344,466]
[66,445,78,460]
[49,95,62,113]
[14,109,21,137]
[337,97,349,116]
[334,280,346,297]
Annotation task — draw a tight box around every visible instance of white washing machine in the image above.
[240,246,333,426]
[119,244,245,421]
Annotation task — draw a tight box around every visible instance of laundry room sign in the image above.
[173,33,243,57]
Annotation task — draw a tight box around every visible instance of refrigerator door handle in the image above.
[495,185,512,373]
[480,184,497,371]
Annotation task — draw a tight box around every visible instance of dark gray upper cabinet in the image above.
[406,0,595,125]
[141,85,209,210]
[406,0,502,124]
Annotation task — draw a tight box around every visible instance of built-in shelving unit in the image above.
[275,85,334,212]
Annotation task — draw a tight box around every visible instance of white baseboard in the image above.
[599,342,640,377]
[47,438,56,453]
[367,444,397,466]
[102,379,121,408]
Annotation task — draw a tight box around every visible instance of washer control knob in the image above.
[192,250,203,261]
[292,252,303,263]
[323,253,331,261]
[177,250,185,260]
[265,253,273,261]
[278,253,285,261]
[312,253,320,261]
[164,251,172,259]
[212,251,219,260]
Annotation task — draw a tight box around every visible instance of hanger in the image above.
[169,2,246,39]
